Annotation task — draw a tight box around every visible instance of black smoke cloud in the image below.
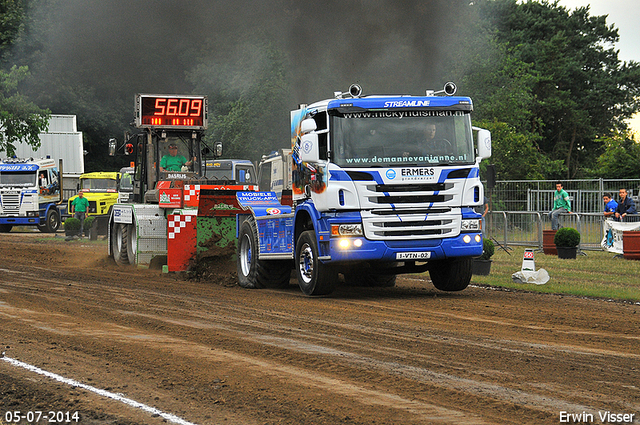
[21,0,469,108]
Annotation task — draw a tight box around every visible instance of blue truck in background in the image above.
[0,157,63,233]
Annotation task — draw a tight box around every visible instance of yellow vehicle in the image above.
[68,171,121,233]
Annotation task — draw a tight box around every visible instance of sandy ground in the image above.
[0,232,639,425]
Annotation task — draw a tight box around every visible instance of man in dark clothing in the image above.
[614,188,638,221]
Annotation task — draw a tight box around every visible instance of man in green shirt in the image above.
[70,191,90,236]
[548,182,572,230]
[160,143,193,172]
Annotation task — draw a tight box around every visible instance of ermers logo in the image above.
[386,169,396,179]
[402,168,434,176]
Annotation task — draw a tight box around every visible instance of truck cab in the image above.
[117,166,134,203]
[203,159,256,185]
[68,171,121,223]
[0,157,62,233]
[236,84,492,296]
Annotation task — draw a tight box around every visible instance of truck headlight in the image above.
[461,219,481,232]
[331,223,363,237]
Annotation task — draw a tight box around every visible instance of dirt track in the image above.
[0,232,639,425]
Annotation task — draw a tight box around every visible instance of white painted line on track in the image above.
[1,356,199,425]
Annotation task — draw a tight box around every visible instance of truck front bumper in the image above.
[325,232,483,263]
[0,217,41,225]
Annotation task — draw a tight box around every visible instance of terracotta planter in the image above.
[543,230,557,255]
[472,259,492,275]
[556,246,577,259]
[623,231,640,260]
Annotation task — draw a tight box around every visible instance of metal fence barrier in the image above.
[486,211,640,252]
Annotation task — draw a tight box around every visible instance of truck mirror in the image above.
[108,138,117,156]
[300,118,317,134]
[476,129,492,160]
[214,142,223,157]
[299,134,319,163]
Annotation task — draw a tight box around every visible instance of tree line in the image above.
[1,0,639,179]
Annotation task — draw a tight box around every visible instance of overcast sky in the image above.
[555,0,640,133]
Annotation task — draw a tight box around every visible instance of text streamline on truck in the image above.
[0,157,62,233]
[236,83,491,295]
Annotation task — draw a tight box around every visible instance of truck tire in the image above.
[0,224,12,233]
[111,223,131,266]
[237,218,291,289]
[126,223,137,264]
[43,209,60,233]
[429,257,473,292]
[295,230,337,296]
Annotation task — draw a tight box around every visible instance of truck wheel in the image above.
[237,218,291,289]
[295,230,337,296]
[237,219,261,289]
[44,209,60,233]
[111,223,131,266]
[0,224,12,233]
[429,257,473,291]
[126,223,137,264]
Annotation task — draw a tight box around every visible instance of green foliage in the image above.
[0,65,50,156]
[476,119,564,180]
[479,238,495,260]
[554,227,580,248]
[0,0,24,62]
[591,133,640,179]
[63,217,80,235]
[83,215,94,234]
[453,0,640,180]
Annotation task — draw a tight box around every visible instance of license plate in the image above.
[396,252,431,260]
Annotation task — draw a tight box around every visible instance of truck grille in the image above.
[1,194,20,212]
[356,181,462,240]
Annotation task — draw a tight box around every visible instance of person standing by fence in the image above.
[614,188,637,221]
[603,193,618,219]
[548,182,572,230]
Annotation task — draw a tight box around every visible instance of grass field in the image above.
[470,246,640,302]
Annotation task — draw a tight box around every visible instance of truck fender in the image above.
[293,202,326,254]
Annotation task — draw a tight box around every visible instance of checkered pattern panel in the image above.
[168,214,194,239]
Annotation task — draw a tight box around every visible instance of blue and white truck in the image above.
[236,83,492,295]
[0,157,62,233]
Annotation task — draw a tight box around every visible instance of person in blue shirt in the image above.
[614,188,638,221]
[603,193,618,219]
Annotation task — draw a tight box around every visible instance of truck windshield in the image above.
[81,178,118,191]
[330,112,475,168]
[0,171,36,186]
[205,168,234,180]
[119,173,134,191]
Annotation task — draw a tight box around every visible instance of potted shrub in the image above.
[64,217,81,237]
[472,238,494,275]
[554,227,580,259]
[83,216,95,238]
